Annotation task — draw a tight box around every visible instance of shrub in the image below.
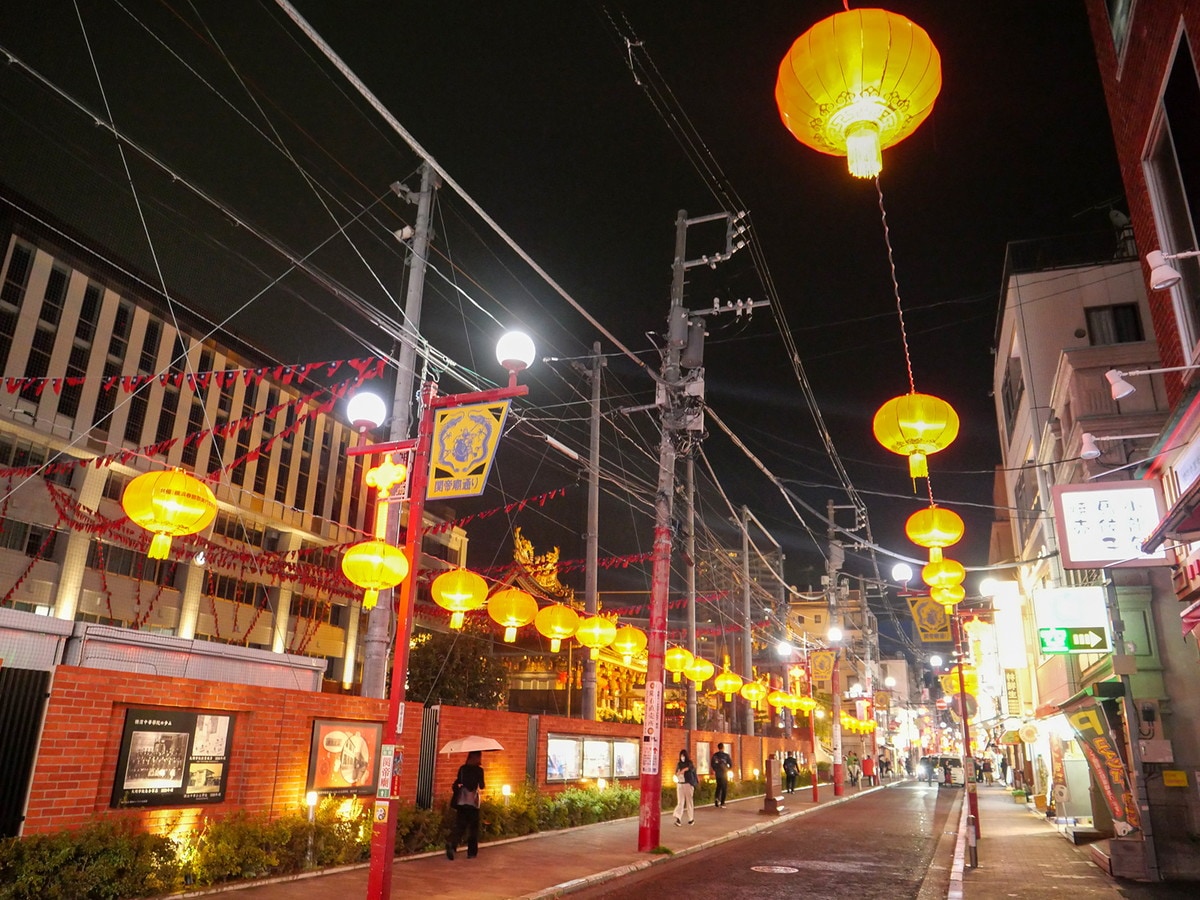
[0,819,179,900]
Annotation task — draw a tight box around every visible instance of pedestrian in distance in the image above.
[673,748,699,825]
[982,757,994,785]
[446,750,485,860]
[711,742,733,808]
[783,752,800,793]
[846,751,861,787]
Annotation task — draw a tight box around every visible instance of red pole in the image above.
[366,378,527,900]
[953,613,981,839]
[636,518,672,851]
[832,650,844,796]
[809,658,819,803]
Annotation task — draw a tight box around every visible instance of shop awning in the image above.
[1057,680,1125,711]
[999,730,1021,745]
[1143,474,1200,552]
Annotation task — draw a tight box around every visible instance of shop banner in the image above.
[810,650,835,681]
[1061,695,1140,835]
[427,400,510,499]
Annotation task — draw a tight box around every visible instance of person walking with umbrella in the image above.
[446,750,486,860]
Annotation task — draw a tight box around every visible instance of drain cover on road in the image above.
[750,865,800,874]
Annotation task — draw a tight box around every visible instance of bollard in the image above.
[966,814,978,868]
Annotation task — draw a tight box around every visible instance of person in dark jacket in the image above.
[446,750,485,859]
[783,753,800,793]
[673,748,699,825]
[711,742,733,807]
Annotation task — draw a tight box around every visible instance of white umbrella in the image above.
[439,735,504,754]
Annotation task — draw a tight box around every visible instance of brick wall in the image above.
[1085,0,1200,403]
[22,666,813,836]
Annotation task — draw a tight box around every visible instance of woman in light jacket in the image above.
[673,748,698,826]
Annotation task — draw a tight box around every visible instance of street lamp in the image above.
[356,330,535,900]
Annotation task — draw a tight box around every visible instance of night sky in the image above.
[0,1,1126,657]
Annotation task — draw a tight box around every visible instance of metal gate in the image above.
[414,704,441,809]
[0,667,50,837]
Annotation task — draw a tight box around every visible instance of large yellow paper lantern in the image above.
[487,587,538,642]
[611,624,648,665]
[931,584,966,611]
[766,689,790,709]
[873,393,960,478]
[664,645,694,683]
[795,695,818,714]
[775,7,941,178]
[431,568,488,629]
[713,670,744,701]
[905,505,965,563]
[922,558,966,590]
[575,615,617,660]
[535,603,580,652]
[741,681,768,705]
[122,468,218,559]
[684,656,715,686]
[341,540,409,610]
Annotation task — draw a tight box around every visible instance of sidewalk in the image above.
[954,783,1154,899]
[172,782,887,900]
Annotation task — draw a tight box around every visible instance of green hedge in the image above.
[0,780,768,898]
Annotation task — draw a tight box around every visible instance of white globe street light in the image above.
[496,331,536,384]
[827,626,843,643]
[891,562,913,584]
[347,391,387,432]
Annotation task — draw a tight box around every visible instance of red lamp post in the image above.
[353,332,535,900]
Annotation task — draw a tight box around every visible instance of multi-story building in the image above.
[0,188,467,688]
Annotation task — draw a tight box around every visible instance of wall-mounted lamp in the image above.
[1104,366,1200,400]
[1146,249,1200,290]
[1079,432,1161,460]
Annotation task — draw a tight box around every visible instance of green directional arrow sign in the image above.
[1038,626,1110,654]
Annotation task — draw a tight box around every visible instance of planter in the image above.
[1011,791,1027,804]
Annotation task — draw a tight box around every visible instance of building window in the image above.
[1000,356,1024,439]
[1145,35,1200,354]
[1086,304,1144,346]
[58,282,103,420]
[92,301,133,432]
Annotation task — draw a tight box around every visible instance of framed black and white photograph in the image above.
[111,708,235,808]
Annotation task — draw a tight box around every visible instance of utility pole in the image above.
[362,162,437,700]
[740,509,753,735]
[828,499,845,797]
[685,453,697,730]
[583,342,604,720]
[636,208,759,853]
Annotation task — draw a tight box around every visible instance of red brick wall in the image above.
[23,666,813,836]
[24,666,396,835]
[1085,0,1200,403]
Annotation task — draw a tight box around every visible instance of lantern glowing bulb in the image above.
[873,392,960,478]
[664,645,694,682]
[535,603,580,652]
[431,568,488,629]
[341,540,409,609]
[775,8,941,179]
[487,588,538,642]
[575,615,617,660]
[122,468,218,560]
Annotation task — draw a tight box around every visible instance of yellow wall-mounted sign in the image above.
[1163,770,1189,788]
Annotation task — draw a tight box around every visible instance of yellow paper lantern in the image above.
[741,681,768,705]
[575,615,617,660]
[611,624,648,664]
[921,558,966,590]
[775,8,941,178]
[122,468,218,559]
[487,587,538,642]
[931,584,966,610]
[341,540,409,610]
[713,670,744,701]
[664,645,694,682]
[430,568,488,629]
[684,656,715,685]
[873,393,960,478]
[766,689,790,709]
[535,603,580,652]
[905,505,965,563]
[795,695,818,714]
